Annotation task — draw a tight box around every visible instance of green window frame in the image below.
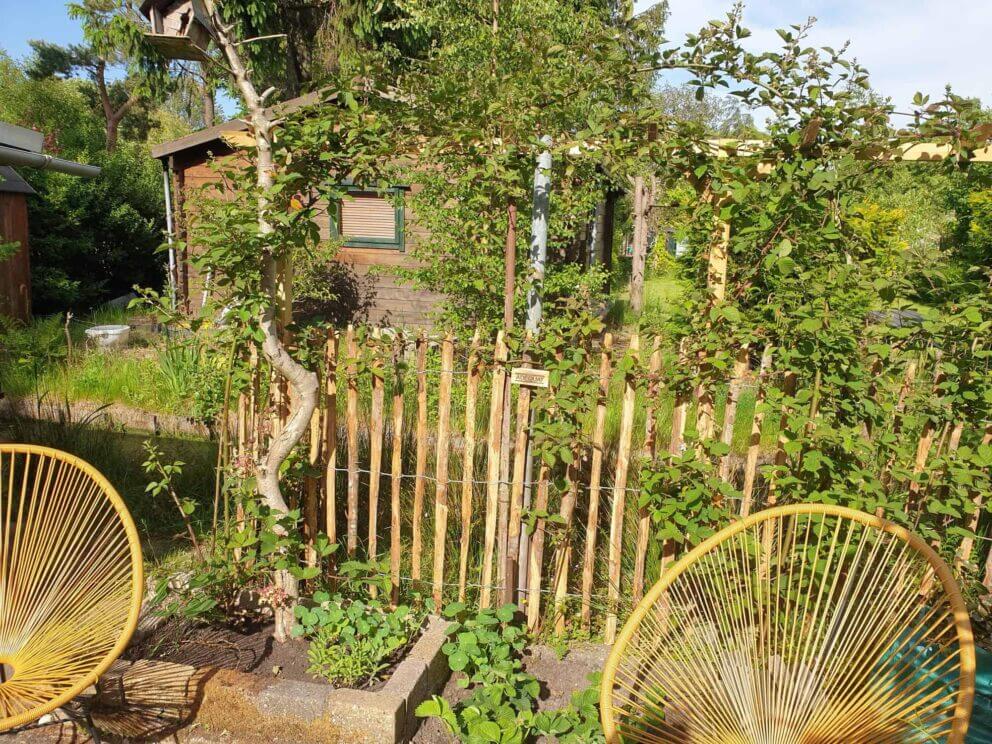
[331,186,405,250]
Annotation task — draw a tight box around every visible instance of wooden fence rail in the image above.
[235,325,992,642]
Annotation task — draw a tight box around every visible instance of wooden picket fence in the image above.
[234,326,992,644]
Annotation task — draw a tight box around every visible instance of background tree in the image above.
[21,2,170,151]
[388,0,665,330]
[0,50,169,311]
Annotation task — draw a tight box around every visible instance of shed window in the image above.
[335,189,404,250]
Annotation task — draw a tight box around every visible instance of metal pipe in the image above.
[0,145,101,178]
[162,166,178,310]
[587,201,605,268]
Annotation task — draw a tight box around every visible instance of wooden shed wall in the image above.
[171,147,441,327]
[0,193,31,321]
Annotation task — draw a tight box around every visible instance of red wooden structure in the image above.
[0,167,34,321]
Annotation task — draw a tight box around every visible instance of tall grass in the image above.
[0,309,188,413]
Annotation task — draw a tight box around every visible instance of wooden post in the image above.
[740,346,772,516]
[411,332,428,582]
[907,421,938,508]
[669,340,690,457]
[632,336,662,604]
[458,330,482,602]
[602,191,617,288]
[367,329,385,581]
[546,341,581,634]
[496,380,514,596]
[304,403,321,569]
[389,333,405,605]
[695,365,717,446]
[629,176,648,313]
[605,334,639,644]
[718,345,750,482]
[954,424,990,571]
[551,465,579,635]
[707,208,730,302]
[345,326,359,556]
[984,544,992,593]
[907,362,947,511]
[323,330,338,554]
[432,334,455,607]
[503,201,517,331]
[504,353,533,605]
[526,464,550,631]
[581,333,612,630]
[789,367,823,480]
[249,345,261,463]
[880,359,918,492]
[481,332,508,608]
[655,339,691,584]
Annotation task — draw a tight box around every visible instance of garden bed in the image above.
[31,616,455,744]
[128,617,425,692]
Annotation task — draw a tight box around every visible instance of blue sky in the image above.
[643,0,991,117]
[1,0,989,121]
[0,0,85,60]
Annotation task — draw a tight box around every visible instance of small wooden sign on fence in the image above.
[510,367,550,388]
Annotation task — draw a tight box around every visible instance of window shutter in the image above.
[341,193,396,241]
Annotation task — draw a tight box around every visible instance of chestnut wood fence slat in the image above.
[228,326,992,641]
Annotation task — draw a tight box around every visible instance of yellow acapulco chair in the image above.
[0,444,143,739]
[601,503,976,744]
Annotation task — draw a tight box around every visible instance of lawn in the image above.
[605,269,691,328]
[0,308,204,415]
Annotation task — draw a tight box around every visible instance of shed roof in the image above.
[151,90,332,160]
[0,167,37,195]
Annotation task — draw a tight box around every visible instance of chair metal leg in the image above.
[80,711,102,744]
[60,699,103,744]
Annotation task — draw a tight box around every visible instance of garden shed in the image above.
[0,166,35,321]
[152,93,444,327]
[152,94,621,328]
[0,121,102,321]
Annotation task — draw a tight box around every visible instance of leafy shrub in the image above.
[417,603,605,743]
[299,594,422,687]
[152,493,335,626]
[0,315,67,395]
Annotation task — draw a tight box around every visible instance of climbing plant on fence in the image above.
[137,6,992,647]
[159,318,988,646]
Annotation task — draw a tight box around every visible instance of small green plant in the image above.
[532,674,605,743]
[417,603,606,743]
[537,606,592,661]
[143,439,202,559]
[417,603,537,742]
[157,335,202,404]
[299,594,422,687]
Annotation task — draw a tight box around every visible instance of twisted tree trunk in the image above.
[206,2,320,641]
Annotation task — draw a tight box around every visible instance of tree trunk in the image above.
[202,85,216,128]
[208,1,320,642]
[105,118,119,153]
[629,176,647,313]
[95,61,117,153]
